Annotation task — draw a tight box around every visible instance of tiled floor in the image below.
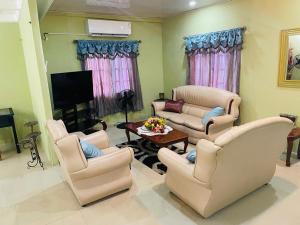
[1,126,300,225]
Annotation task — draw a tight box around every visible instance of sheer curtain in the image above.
[84,56,143,117]
[185,27,245,94]
[188,49,241,93]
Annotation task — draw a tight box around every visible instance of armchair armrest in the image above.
[206,115,235,137]
[93,119,107,131]
[70,147,134,181]
[194,139,220,187]
[158,148,197,182]
[152,101,166,116]
[80,130,109,149]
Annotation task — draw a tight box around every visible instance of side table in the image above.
[0,108,20,153]
[286,127,300,167]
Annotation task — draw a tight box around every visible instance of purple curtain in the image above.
[188,48,241,94]
[85,56,143,117]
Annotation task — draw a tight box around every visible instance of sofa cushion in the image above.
[202,107,225,126]
[159,111,204,131]
[182,103,211,117]
[182,114,205,131]
[164,99,184,113]
[157,111,177,120]
[168,114,184,125]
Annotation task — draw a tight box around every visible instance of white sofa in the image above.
[158,117,293,218]
[152,85,241,144]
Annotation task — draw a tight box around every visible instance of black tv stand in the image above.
[57,103,107,134]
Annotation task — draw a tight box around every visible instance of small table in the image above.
[286,127,300,167]
[0,108,20,154]
[125,121,189,153]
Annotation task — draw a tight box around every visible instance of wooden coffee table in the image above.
[125,121,189,153]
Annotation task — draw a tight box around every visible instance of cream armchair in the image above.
[46,120,134,206]
[158,117,292,218]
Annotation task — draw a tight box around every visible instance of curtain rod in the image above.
[42,32,142,43]
[72,40,142,44]
[42,32,88,40]
[183,26,247,39]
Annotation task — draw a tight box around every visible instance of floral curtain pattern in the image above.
[185,27,245,93]
[184,27,245,54]
[77,40,140,59]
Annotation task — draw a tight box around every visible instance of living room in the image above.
[1,0,300,224]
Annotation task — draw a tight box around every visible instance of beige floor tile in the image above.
[1,126,300,225]
[47,211,87,225]
[80,201,127,225]
[0,206,17,225]
[15,182,80,225]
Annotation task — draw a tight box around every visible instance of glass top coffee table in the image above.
[125,121,189,153]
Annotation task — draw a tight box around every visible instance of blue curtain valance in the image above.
[77,40,140,59]
[184,27,245,54]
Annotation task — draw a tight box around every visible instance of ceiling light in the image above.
[189,1,197,7]
[86,0,130,9]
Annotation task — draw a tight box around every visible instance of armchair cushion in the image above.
[202,107,225,125]
[80,140,103,159]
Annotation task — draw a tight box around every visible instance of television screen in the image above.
[51,71,94,109]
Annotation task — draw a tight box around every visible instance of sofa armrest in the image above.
[70,147,134,181]
[206,115,235,137]
[158,148,197,182]
[152,101,166,116]
[80,130,110,149]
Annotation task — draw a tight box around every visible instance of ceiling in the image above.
[49,0,229,18]
[0,0,22,22]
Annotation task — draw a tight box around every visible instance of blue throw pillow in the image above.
[80,140,103,159]
[201,107,225,125]
[186,149,196,163]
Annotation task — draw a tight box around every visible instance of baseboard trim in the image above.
[0,143,16,152]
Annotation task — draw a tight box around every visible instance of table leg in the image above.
[11,118,20,153]
[183,139,188,153]
[286,139,293,167]
[297,140,300,159]
[125,129,131,143]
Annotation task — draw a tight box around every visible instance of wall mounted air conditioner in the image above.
[87,19,131,37]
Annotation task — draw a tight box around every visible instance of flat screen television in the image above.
[51,71,94,110]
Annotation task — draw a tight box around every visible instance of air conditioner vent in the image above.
[87,19,131,37]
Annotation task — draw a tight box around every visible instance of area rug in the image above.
[116,138,185,175]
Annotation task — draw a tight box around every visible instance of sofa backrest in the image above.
[173,85,241,118]
[197,117,292,213]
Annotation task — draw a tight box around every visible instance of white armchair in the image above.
[158,117,293,218]
[46,120,134,206]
